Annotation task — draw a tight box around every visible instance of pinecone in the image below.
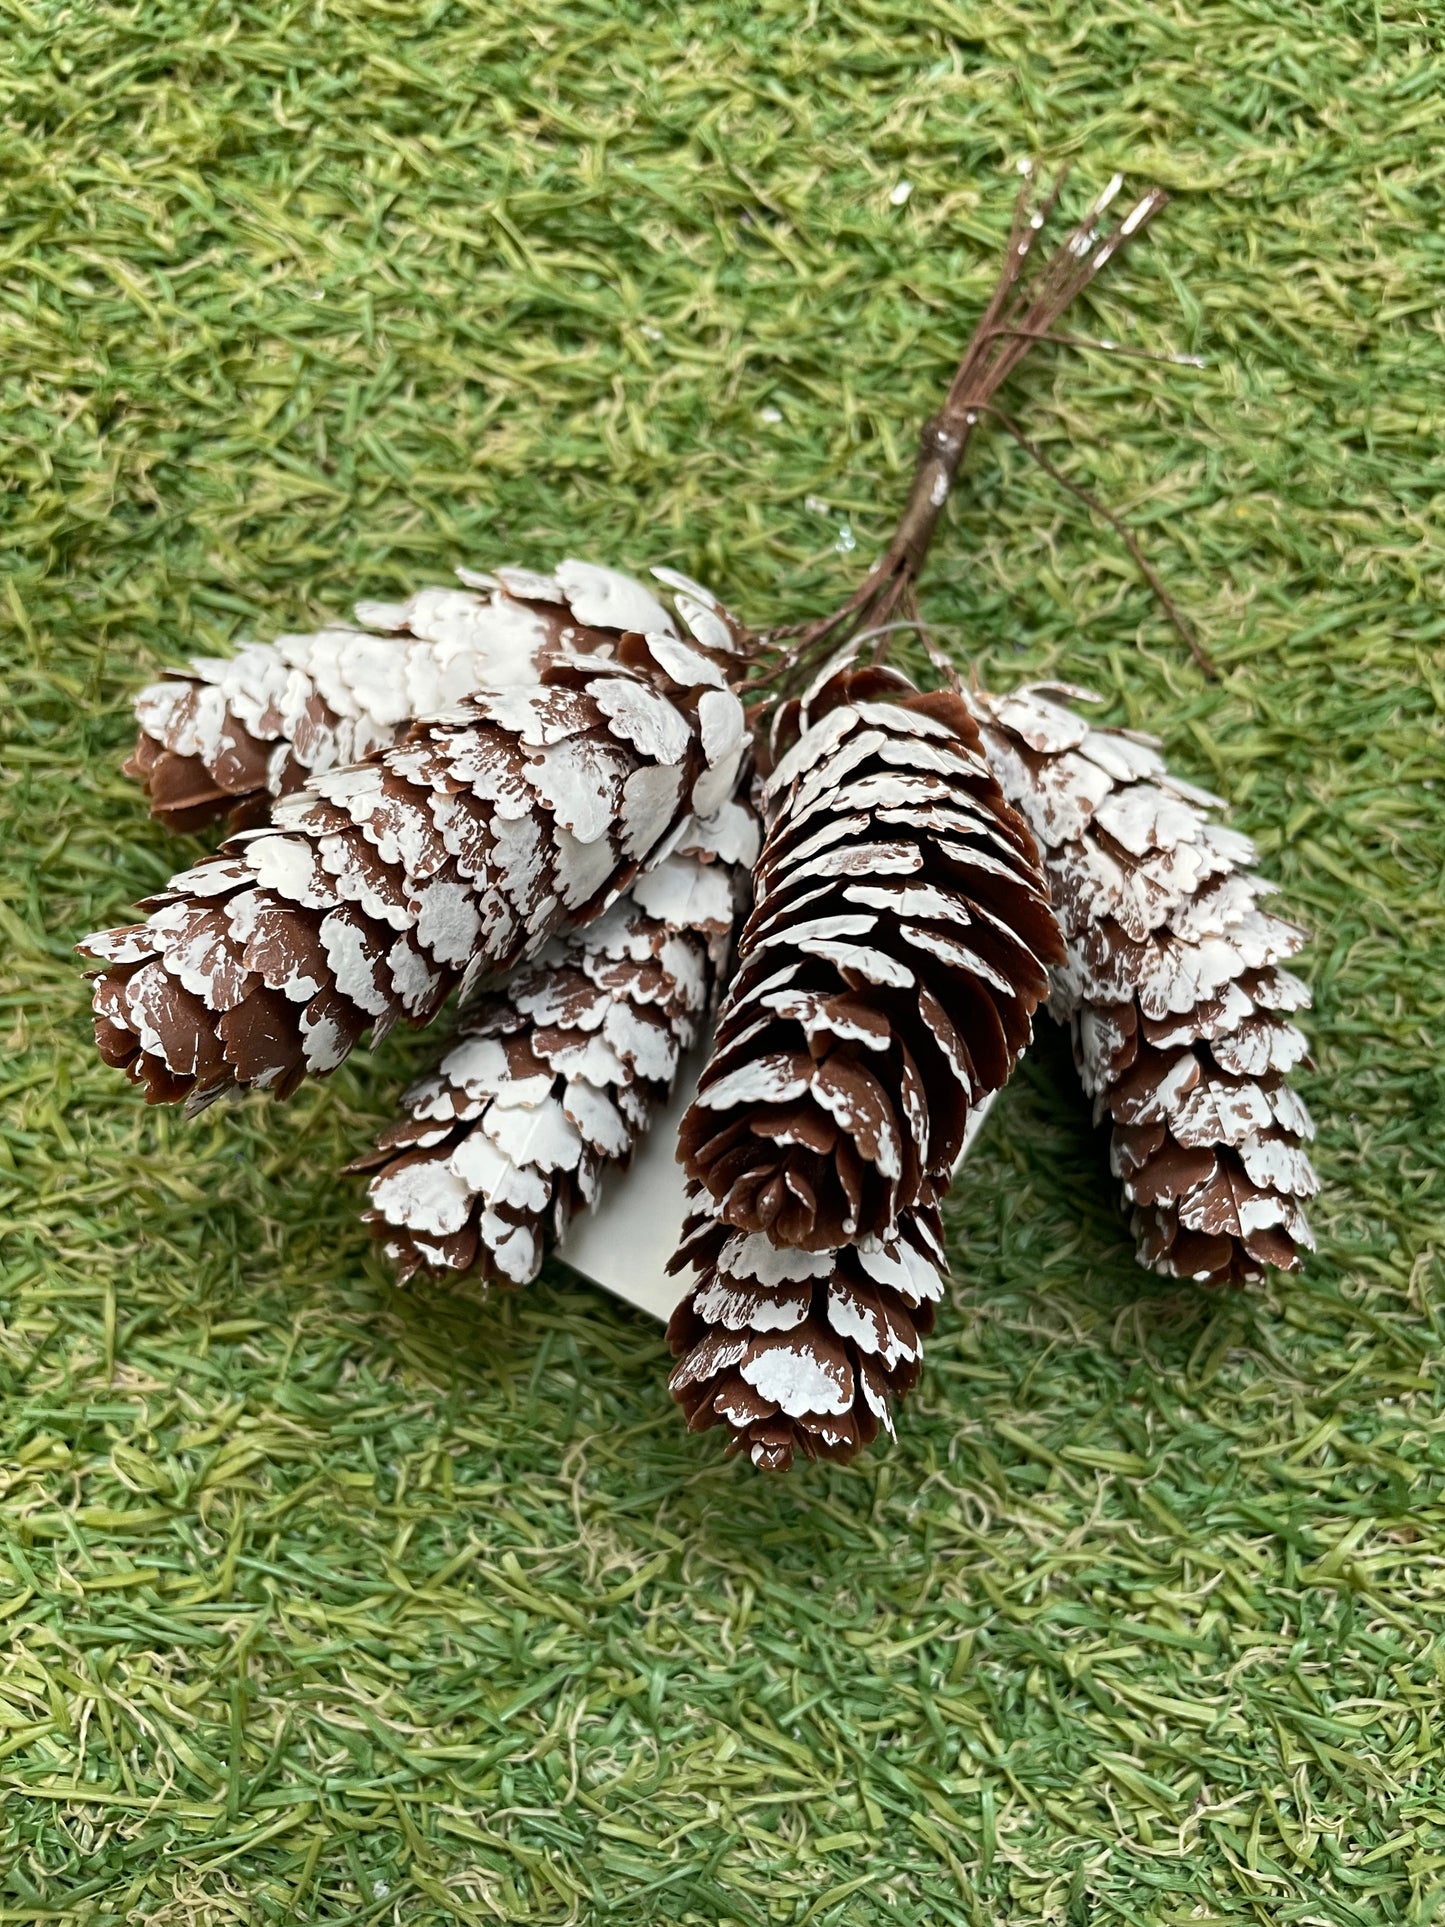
[678,651,1063,1251]
[81,618,750,1110]
[351,795,759,1286]
[126,559,743,832]
[969,682,1318,1286]
[666,651,1061,1468]
[666,1187,948,1471]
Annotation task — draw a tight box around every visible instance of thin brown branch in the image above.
[982,404,1218,679]
[987,327,1207,369]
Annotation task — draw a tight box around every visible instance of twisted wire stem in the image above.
[750,173,1203,698]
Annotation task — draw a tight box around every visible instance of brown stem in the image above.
[987,327,1206,369]
[756,175,1187,695]
[982,405,1218,679]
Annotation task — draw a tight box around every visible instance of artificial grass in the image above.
[1,0,1443,1919]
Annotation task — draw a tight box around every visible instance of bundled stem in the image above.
[763,173,1172,695]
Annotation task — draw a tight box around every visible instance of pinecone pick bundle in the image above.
[78,174,1322,1478]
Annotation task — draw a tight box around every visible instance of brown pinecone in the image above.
[677,651,1063,1251]
[969,682,1318,1286]
[126,560,741,832]
[81,624,750,1110]
[667,1186,949,1471]
[666,651,1061,1468]
[351,795,759,1286]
